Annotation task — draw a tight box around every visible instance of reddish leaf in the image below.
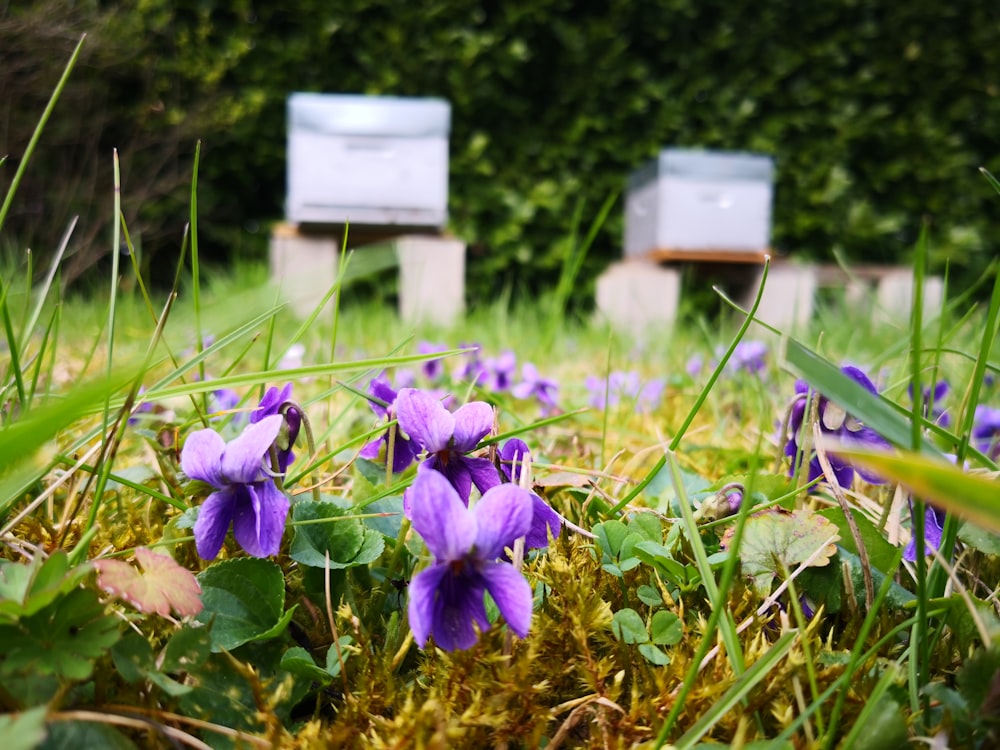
[94,547,203,617]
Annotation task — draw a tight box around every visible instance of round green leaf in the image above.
[650,610,683,646]
[638,643,671,666]
[611,607,649,644]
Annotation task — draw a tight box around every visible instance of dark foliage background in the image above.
[2,0,999,300]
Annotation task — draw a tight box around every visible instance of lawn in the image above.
[1,238,999,749]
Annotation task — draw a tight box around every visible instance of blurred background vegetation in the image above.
[2,0,999,303]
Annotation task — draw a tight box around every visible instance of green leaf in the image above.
[594,520,629,560]
[650,610,683,646]
[638,643,671,666]
[725,509,840,596]
[818,507,898,573]
[39,722,138,750]
[290,501,385,569]
[161,625,213,674]
[111,632,154,684]
[196,558,291,652]
[362,496,404,539]
[840,696,908,750]
[325,636,353,678]
[839,549,915,610]
[0,587,120,682]
[832,446,1000,533]
[636,584,663,607]
[0,706,47,750]
[958,521,1000,556]
[626,513,663,543]
[0,552,90,622]
[280,646,332,684]
[611,608,648,644]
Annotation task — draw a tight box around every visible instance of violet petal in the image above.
[480,561,533,638]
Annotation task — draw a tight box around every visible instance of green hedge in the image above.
[3,0,999,300]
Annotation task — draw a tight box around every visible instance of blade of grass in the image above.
[831,446,1000,532]
[0,285,26,409]
[821,547,906,749]
[81,149,126,533]
[0,35,86,251]
[18,216,76,363]
[907,228,931,728]
[190,141,206,413]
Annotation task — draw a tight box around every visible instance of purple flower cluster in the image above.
[371,383,564,651]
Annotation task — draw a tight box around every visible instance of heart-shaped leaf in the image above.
[197,557,292,652]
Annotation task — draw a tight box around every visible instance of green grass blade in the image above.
[0,286,26,409]
[832,446,1000,533]
[190,141,206,410]
[0,36,86,253]
[0,373,129,517]
[18,216,76,363]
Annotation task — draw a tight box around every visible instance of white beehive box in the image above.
[624,148,775,260]
[286,93,451,227]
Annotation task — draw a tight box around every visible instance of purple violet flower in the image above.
[903,502,947,562]
[685,353,704,378]
[973,405,1000,460]
[417,341,448,382]
[637,378,666,414]
[407,467,534,651]
[727,340,768,374]
[487,350,518,392]
[512,363,559,414]
[182,414,290,560]
[395,388,500,503]
[584,375,611,410]
[251,384,299,473]
[359,376,419,474]
[498,439,562,549]
[784,365,891,488]
[453,342,488,385]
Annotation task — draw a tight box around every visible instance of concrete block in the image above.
[595,261,680,332]
[751,263,816,331]
[269,226,466,325]
[269,227,338,317]
[876,270,944,323]
[395,235,466,326]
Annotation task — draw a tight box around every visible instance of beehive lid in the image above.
[288,93,451,138]
[627,148,775,190]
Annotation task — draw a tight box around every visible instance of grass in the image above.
[3,41,1000,750]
